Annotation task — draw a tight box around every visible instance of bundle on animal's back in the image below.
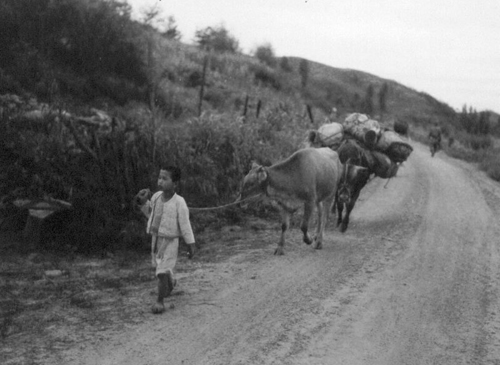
[342,113,381,149]
[393,119,409,136]
[307,122,344,149]
[371,150,399,178]
[338,139,398,179]
[375,130,413,163]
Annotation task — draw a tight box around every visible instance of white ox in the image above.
[239,148,342,255]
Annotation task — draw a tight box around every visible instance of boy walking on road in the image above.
[135,166,196,314]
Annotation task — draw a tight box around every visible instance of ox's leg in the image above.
[301,200,314,245]
[275,208,289,256]
[312,201,324,250]
[340,190,360,233]
[336,196,344,227]
[340,202,352,233]
[313,196,335,250]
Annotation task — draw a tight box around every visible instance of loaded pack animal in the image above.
[334,137,401,232]
[334,139,375,232]
[306,132,384,233]
[239,148,342,255]
[307,115,412,233]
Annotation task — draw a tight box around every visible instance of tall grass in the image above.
[479,148,500,182]
[1,93,310,253]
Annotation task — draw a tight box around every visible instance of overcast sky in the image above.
[127,0,500,113]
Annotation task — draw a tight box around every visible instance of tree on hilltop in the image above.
[279,57,293,72]
[362,84,374,115]
[194,25,240,53]
[163,16,181,41]
[299,59,309,88]
[378,82,389,114]
[255,43,277,68]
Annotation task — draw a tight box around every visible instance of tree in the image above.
[459,104,470,131]
[362,84,374,115]
[254,43,276,68]
[299,58,309,88]
[378,82,389,114]
[279,57,293,72]
[163,16,181,40]
[477,111,490,135]
[194,25,239,53]
[0,0,146,90]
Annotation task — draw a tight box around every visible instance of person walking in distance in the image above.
[135,166,196,314]
[428,121,442,157]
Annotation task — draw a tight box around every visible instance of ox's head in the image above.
[237,162,268,203]
[337,164,370,204]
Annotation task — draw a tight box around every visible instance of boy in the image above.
[135,166,196,314]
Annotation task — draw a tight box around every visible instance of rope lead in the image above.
[189,193,261,212]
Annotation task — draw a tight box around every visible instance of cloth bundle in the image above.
[307,122,344,150]
[343,113,382,148]
[374,130,413,163]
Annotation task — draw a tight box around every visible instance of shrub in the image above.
[185,70,204,88]
[203,88,229,110]
[479,148,500,182]
[249,64,282,90]
[194,25,240,53]
[279,57,293,73]
[255,44,277,68]
[457,131,492,151]
[1,91,311,253]
[0,0,147,102]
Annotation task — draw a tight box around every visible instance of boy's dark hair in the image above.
[161,166,181,183]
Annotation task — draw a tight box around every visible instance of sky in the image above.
[127,0,500,113]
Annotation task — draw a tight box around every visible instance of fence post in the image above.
[256,100,262,118]
[242,95,249,117]
[198,54,209,117]
[306,104,314,124]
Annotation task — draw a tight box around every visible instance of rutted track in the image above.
[64,142,500,365]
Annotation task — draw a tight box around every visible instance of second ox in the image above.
[335,162,370,232]
[239,147,342,255]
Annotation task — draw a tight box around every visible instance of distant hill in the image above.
[286,57,456,126]
[141,36,459,135]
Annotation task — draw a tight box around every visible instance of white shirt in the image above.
[142,192,195,244]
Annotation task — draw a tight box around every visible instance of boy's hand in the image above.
[187,243,195,259]
[134,188,151,207]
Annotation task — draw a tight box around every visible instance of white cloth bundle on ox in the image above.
[307,122,344,149]
[342,113,381,148]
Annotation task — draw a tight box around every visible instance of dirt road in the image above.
[65,142,500,365]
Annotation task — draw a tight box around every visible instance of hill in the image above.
[148,37,458,126]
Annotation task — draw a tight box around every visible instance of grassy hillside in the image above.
[1,0,499,254]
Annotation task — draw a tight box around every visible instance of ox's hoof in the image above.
[312,240,323,250]
[274,247,285,256]
[151,302,165,314]
[340,224,348,233]
[303,236,313,245]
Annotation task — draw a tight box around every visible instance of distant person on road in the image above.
[428,121,442,157]
[135,166,196,314]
